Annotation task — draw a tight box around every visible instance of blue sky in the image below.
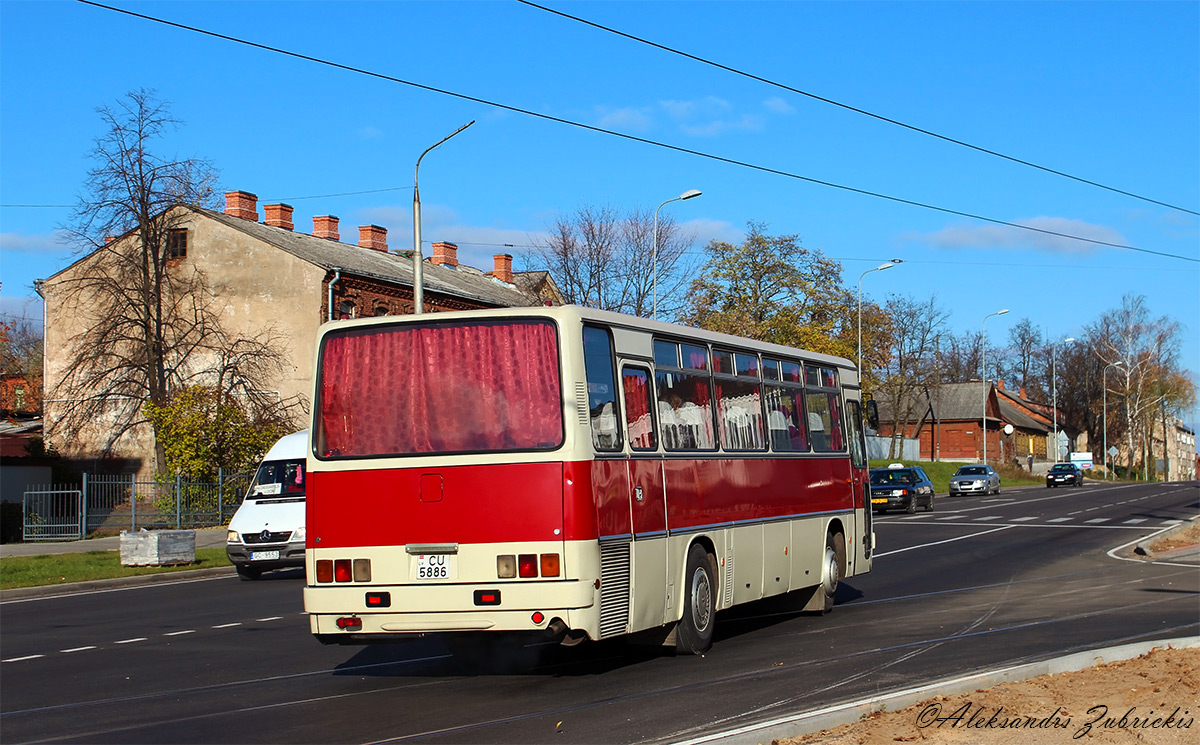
[2,1,1197,427]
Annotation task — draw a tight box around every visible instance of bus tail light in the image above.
[540,553,560,577]
[353,559,372,582]
[336,616,362,630]
[531,612,545,625]
[518,554,538,578]
[334,559,352,582]
[497,555,516,578]
[316,559,333,583]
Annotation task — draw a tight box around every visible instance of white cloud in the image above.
[681,113,764,137]
[763,96,795,114]
[914,217,1127,255]
[594,106,654,132]
[0,231,70,254]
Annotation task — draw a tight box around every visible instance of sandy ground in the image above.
[777,647,1198,745]
[777,523,1200,745]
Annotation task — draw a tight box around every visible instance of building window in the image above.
[339,301,356,320]
[166,229,188,260]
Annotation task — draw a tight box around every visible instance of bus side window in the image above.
[622,366,657,451]
[584,326,622,451]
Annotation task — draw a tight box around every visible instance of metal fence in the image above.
[866,435,921,461]
[22,471,251,541]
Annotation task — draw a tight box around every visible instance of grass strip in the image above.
[0,547,232,590]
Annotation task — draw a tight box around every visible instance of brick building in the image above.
[875,381,1055,464]
[39,190,561,476]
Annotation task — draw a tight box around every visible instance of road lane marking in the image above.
[874,525,1014,558]
[60,646,97,653]
[975,516,1003,521]
[164,630,195,637]
[114,638,147,644]
[1012,517,1038,522]
[1048,517,1072,523]
[256,616,283,622]
[2,655,45,663]
[212,622,242,629]
[1123,518,1148,524]
[1085,518,1112,524]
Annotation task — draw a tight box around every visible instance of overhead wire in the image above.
[72,1,1199,264]
[517,0,1199,218]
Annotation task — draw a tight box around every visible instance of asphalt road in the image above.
[1,480,1196,744]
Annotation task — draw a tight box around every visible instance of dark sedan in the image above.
[870,465,935,514]
[1046,463,1084,487]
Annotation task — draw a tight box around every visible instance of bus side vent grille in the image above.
[724,554,734,608]
[599,541,630,638]
[575,382,589,426]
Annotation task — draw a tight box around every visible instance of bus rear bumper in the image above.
[304,579,597,639]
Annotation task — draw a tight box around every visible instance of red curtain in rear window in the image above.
[319,320,562,456]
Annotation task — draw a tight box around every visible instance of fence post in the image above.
[218,467,225,524]
[131,474,137,530]
[81,472,89,538]
[175,474,182,530]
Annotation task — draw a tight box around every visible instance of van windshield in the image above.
[250,459,306,499]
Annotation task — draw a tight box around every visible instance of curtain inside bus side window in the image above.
[716,377,765,451]
[827,391,845,450]
[584,326,622,451]
[656,370,715,450]
[621,366,657,451]
[805,391,833,452]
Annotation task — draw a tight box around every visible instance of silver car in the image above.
[948,464,1000,496]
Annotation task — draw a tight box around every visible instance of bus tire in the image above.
[818,531,845,614]
[675,544,716,655]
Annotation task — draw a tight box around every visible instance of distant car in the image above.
[948,464,1001,496]
[869,464,935,514]
[1046,462,1084,487]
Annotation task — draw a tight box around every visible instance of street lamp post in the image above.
[413,121,474,315]
[1102,359,1125,480]
[857,262,896,378]
[652,189,701,320]
[1051,336,1076,463]
[981,309,1009,465]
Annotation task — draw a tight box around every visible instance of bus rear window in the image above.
[316,320,563,457]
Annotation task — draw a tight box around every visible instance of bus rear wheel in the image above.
[675,544,716,655]
[818,531,845,613]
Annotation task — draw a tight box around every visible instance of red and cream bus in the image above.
[304,305,875,654]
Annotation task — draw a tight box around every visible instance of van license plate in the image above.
[250,550,280,561]
[871,498,887,504]
[414,554,455,580]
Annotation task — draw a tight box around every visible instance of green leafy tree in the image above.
[144,385,287,481]
[679,221,856,358]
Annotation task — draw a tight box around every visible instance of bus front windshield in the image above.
[316,319,564,458]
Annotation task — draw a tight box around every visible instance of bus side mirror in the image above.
[865,400,879,430]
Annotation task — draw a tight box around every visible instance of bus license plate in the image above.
[250,550,280,561]
[414,554,455,581]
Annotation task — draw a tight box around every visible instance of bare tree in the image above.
[529,204,696,316]
[877,294,949,458]
[1004,317,1043,395]
[53,89,302,474]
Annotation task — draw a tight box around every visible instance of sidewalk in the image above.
[0,527,229,558]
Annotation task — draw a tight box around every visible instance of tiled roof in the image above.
[878,381,1049,433]
[200,208,538,308]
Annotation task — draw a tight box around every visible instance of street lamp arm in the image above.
[412,121,475,315]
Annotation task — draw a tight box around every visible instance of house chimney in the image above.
[313,215,340,241]
[431,241,459,267]
[224,191,259,221]
[492,253,514,284]
[1020,387,1027,400]
[263,203,294,231]
[997,380,1005,391]
[358,225,388,252]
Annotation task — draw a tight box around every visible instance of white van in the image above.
[226,430,307,580]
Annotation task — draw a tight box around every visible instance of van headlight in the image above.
[292,526,306,542]
[227,530,240,544]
